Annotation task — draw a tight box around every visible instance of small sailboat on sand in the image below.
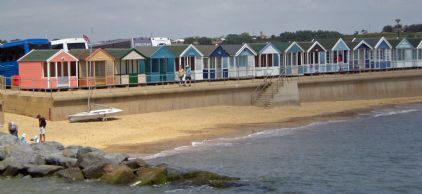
[68,34,122,122]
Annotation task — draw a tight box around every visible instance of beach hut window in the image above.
[70,62,77,76]
[95,61,106,77]
[128,60,138,74]
[189,57,195,70]
[43,62,48,77]
[152,59,159,73]
[210,58,216,69]
[326,52,330,64]
[397,50,405,61]
[49,62,56,77]
[267,54,273,67]
[203,58,208,69]
[418,49,422,60]
[255,56,259,67]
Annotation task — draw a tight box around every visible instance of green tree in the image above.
[382,25,394,32]
[197,37,212,45]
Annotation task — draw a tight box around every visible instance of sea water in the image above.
[1,104,421,194]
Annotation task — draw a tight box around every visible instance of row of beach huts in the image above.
[4,37,422,89]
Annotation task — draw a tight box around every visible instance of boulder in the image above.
[0,146,6,161]
[76,146,103,158]
[100,164,137,185]
[135,166,168,186]
[77,151,109,169]
[3,144,42,165]
[104,153,129,164]
[0,134,19,146]
[82,161,109,179]
[26,165,63,177]
[56,167,85,181]
[30,141,64,157]
[44,155,78,168]
[123,158,149,170]
[0,158,25,176]
[182,171,240,188]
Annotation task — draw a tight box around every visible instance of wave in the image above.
[142,119,346,160]
[371,109,419,118]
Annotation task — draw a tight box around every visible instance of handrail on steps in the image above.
[250,69,274,104]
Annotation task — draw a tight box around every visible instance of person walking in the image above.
[36,115,47,143]
[185,64,192,87]
[178,65,185,86]
[8,122,18,137]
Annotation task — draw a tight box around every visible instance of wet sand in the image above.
[2,96,422,157]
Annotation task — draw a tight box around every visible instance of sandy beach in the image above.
[2,96,422,156]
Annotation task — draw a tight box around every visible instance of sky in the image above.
[0,0,420,42]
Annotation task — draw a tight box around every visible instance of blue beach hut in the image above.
[282,42,305,76]
[203,45,230,80]
[136,46,175,83]
[349,39,374,71]
[373,37,393,69]
[319,38,350,72]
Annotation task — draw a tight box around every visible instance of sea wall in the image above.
[298,71,422,102]
[49,82,260,120]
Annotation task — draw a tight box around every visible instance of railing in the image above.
[250,69,274,105]
[2,64,422,98]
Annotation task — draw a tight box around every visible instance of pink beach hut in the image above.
[18,49,79,89]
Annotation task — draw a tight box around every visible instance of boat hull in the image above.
[68,108,122,122]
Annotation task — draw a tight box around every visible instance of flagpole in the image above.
[87,27,93,111]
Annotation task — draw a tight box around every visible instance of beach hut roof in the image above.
[407,38,422,48]
[248,43,267,53]
[297,42,314,51]
[166,45,190,56]
[68,49,91,60]
[317,39,339,49]
[221,44,243,56]
[195,45,217,56]
[135,46,161,57]
[18,50,59,62]
[105,48,132,59]
[272,42,290,52]
[387,39,401,48]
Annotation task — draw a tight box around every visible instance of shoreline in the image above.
[102,101,413,157]
[2,97,422,158]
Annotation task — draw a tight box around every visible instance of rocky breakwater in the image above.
[0,132,240,188]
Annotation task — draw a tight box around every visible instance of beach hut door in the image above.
[57,62,69,88]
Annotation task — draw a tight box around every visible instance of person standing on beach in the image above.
[36,115,47,143]
[8,122,18,137]
[178,65,185,86]
[185,64,192,87]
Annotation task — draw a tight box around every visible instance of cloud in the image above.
[0,0,420,41]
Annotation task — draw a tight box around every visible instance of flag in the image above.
[83,34,90,43]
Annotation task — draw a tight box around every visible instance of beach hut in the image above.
[167,44,204,81]
[69,48,115,87]
[319,38,350,72]
[221,44,256,79]
[272,42,290,76]
[197,45,229,80]
[249,43,281,77]
[136,46,175,83]
[417,40,422,67]
[195,45,218,80]
[105,48,146,85]
[370,37,393,70]
[279,42,305,76]
[299,41,327,74]
[18,49,79,89]
[348,39,375,71]
[391,38,417,68]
